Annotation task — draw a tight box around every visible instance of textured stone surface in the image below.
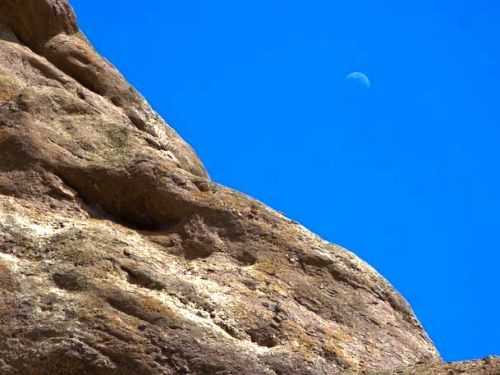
[0,1,491,374]
[372,357,500,375]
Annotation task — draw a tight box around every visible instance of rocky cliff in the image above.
[0,1,494,374]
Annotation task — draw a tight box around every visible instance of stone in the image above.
[370,357,500,375]
[0,1,492,374]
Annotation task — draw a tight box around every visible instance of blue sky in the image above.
[72,0,499,361]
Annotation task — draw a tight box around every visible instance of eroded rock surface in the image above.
[0,1,472,374]
[372,357,500,375]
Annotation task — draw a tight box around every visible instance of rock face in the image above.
[374,357,500,375]
[0,1,488,374]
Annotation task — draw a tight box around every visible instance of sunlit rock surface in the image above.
[372,357,500,375]
[1,1,484,374]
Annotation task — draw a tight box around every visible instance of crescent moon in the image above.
[346,72,371,88]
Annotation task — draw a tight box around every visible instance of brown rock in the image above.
[370,357,500,375]
[0,1,489,374]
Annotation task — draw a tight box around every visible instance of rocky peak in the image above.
[0,1,489,374]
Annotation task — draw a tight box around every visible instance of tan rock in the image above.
[370,357,500,375]
[0,1,478,374]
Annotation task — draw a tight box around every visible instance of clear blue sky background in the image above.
[72,0,499,361]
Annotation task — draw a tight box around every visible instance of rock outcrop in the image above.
[375,357,500,375]
[0,1,492,374]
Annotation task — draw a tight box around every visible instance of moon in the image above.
[346,72,371,89]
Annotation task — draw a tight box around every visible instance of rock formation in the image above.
[0,1,495,374]
[372,357,500,375]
